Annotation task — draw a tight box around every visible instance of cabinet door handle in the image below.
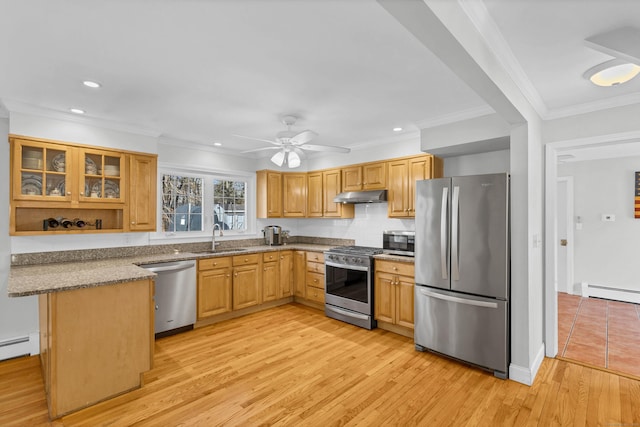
[67,192,71,196]
[131,221,136,225]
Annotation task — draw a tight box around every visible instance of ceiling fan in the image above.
[237,115,350,168]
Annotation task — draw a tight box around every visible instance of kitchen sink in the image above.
[190,248,248,255]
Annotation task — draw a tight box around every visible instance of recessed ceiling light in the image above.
[584,59,640,87]
[393,127,403,132]
[213,142,222,147]
[83,80,101,88]
[70,108,85,114]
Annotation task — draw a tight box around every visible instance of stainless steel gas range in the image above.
[324,245,383,330]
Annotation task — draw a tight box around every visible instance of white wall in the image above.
[0,115,40,346]
[443,149,510,176]
[558,156,640,291]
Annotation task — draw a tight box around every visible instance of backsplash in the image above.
[10,236,354,266]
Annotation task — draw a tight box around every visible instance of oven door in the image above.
[325,261,372,315]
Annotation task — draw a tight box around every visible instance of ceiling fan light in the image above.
[270,150,286,167]
[584,59,640,86]
[287,151,301,168]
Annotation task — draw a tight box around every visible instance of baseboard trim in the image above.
[509,343,545,386]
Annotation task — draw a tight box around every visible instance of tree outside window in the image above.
[213,179,246,231]
[162,175,203,232]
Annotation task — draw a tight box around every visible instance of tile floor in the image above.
[557,292,640,378]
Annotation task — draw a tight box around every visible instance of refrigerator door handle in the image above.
[418,288,498,309]
[440,186,449,280]
[451,185,460,281]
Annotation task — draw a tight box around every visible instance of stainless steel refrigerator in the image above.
[414,173,510,379]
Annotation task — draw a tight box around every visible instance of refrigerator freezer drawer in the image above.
[414,286,508,378]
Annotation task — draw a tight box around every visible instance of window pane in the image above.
[162,174,203,232]
[213,179,246,231]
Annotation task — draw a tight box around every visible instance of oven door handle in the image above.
[325,305,370,320]
[325,261,369,272]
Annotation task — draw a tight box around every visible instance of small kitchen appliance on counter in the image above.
[263,225,283,246]
[382,230,415,256]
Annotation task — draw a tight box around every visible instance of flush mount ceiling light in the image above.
[584,58,640,86]
[393,127,403,132]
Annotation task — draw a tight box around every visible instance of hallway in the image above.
[558,292,640,378]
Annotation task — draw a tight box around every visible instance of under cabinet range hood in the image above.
[333,189,388,204]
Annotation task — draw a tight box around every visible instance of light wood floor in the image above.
[1,303,639,426]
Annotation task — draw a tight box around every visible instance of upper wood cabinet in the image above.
[256,170,283,218]
[128,154,157,231]
[282,173,307,218]
[9,135,157,235]
[323,168,354,218]
[387,154,443,218]
[307,172,323,218]
[341,162,387,192]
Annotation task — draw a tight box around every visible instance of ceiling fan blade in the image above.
[290,130,318,145]
[240,146,282,154]
[299,144,350,153]
[233,134,281,145]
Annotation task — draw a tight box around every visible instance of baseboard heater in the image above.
[580,282,640,304]
[0,335,37,361]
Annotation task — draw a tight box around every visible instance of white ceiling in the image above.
[1,0,640,161]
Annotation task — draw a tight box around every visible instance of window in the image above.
[159,169,253,237]
[162,175,203,232]
[213,179,246,231]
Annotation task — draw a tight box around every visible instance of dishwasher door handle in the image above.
[141,261,195,273]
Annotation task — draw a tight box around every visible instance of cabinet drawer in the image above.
[198,257,231,271]
[375,259,414,277]
[306,271,324,289]
[306,251,325,263]
[305,285,325,304]
[262,252,279,262]
[307,261,325,274]
[233,253,260,266]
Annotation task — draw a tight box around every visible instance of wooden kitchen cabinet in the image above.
[307,172,323,217]
[256,170,283,218]
[38,279,153,419]
[374,259,415,335]
[279,250,293,298]
[128,153,157,231]
[9,134,157,235]
[293,250,307,298]
[283,173,307,217]
[323,168,354,218]
[305,251,325,304]
[232,253,262,310]
[262,252,280,302]
[387,154,443,218]
[197,257,232,318]
[341,161,387,192]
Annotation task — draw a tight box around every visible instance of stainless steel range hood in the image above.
[333,189,388,204]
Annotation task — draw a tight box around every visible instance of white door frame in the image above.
[556,176,574,295]
[544,130,640,358]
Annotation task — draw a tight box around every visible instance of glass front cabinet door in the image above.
[80,149,125,203]
[13,139,72,202]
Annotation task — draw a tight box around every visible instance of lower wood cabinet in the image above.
[293,250,306,298]
[279,250,293,298]
[232,253,261,310]
[374,259,415,331]
[197,257,232,318]
[38,279,153,419]
[305,251,325,304]
[262,252,279,302]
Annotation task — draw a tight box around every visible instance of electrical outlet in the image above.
[601,214,615,222]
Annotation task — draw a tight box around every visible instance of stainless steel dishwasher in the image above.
[140,260,196,338]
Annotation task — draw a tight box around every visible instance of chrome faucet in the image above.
[212,223,223,251]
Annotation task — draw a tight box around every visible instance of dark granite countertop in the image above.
[8,243,337,297]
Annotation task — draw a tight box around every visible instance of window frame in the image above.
[152,164,256,241]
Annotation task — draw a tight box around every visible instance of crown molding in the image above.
[543,92,640,120]
[458,0,549,119]
[2,99,162,138]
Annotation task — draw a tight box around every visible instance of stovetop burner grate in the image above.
[327,245,384,256]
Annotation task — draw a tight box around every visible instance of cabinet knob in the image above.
[80,192,84,196]
[280,256,284,260]
[264,268,267,271]
[226,274,230,278]
[393,266,397,271]
[234,272,238,277]
[67,192,71,196]
[131,221,136,225]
